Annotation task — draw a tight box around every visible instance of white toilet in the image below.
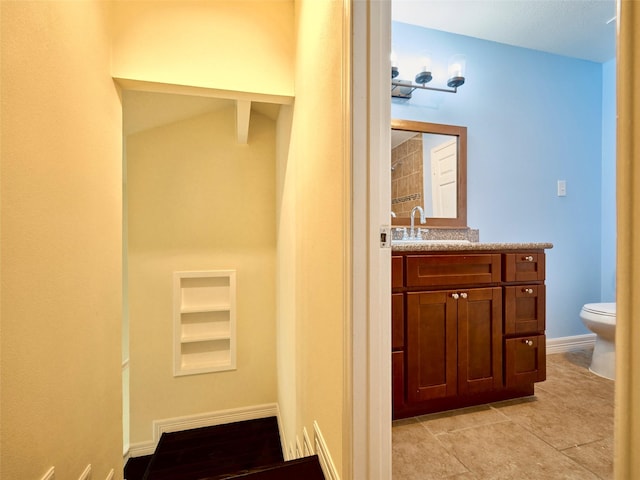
[580,302,616,380]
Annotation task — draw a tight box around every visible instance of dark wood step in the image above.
[143,417,284,480]
[124,455,152,480]
[208,455,325,479]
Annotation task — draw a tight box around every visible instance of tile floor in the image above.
[392,348,614,479]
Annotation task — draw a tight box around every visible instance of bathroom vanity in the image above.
[391,242,553,419]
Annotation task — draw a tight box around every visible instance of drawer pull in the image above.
[523,255,534,262]
[523,288,534,294]
[523,339,534,347]
[460,292,468,299]
[451,293,460,300]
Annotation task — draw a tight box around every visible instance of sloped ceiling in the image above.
[123,90,281,137]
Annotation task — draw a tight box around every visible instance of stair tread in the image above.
[206,455,325,479]
[143,417,284,480]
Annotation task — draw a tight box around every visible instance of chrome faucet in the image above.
[410,206,426,239]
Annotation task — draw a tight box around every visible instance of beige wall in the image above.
[112,1,294,98]
[275,104,298,455]
[0,2,123,479]
[289,0,347,474]
[126,106,277,443]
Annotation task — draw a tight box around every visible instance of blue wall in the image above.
[601,58,616,302]
[392,23,616,338]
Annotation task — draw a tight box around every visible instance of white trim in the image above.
[302,427,313,457]
[78,464,91,480]
[40,467,55,480]
[128,440,156,458]
[313,421,340,480]
[546,333,596,355]
[127,403,281,458]
[352,1,393,479]
[295,436,303,459]
[114,78,293,106]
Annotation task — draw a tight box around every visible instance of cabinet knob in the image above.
[523,288,534,294]
[523,255,534,262]
[460,292,468,299]
[523,339,534,347]
[451,293,460,300]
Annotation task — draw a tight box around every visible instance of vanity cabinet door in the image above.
[504,285,546,335]
[505,334,546,386]
[392,293,404,350]
[458,287,503,395]
[392,256,403,289]
[503,252,545,283]
[406,291,458,402]
[392,351,405,413]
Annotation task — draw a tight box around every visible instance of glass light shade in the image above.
[447,54,466,88]
[390,50,399,79]
[415,53,433,84]
[390,50,398,68]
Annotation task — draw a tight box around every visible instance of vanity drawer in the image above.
[392,256,403,289]
[503,252,545,282]
[504,285,546,335]
[406,254,502,288]
[504,334,546,386]
[392,293,404,350]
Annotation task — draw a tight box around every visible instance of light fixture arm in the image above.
[392,79,460,96]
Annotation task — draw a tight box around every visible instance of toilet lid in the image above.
[582,302,616,317]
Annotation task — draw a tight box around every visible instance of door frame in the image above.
[351,1,392,478]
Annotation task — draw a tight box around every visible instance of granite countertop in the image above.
[391,241,553,252]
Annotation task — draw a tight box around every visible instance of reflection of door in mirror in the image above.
[391,119,467,228]
[425,135,457,217]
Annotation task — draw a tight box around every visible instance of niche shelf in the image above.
[173,270,236,376]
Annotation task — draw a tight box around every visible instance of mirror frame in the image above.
[391,119,468,228]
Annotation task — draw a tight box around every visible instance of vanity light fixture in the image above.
[391,52,466,98]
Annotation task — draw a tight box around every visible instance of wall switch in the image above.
[557,180,567,197]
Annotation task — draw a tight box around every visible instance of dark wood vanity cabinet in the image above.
[392,249,547,419]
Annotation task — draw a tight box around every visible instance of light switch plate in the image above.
[557,180,567,197]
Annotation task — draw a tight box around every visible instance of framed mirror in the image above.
[391,119,467,228]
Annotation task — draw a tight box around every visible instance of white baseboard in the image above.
[546,333,596,355]
[302,427,313,457]
[78,464,91,480]
[127,403,281,458]
[313,421,340,480]
[40,467,55,480]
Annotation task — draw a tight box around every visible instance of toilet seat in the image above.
[581,303,616,326]
[582,302,616,317]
